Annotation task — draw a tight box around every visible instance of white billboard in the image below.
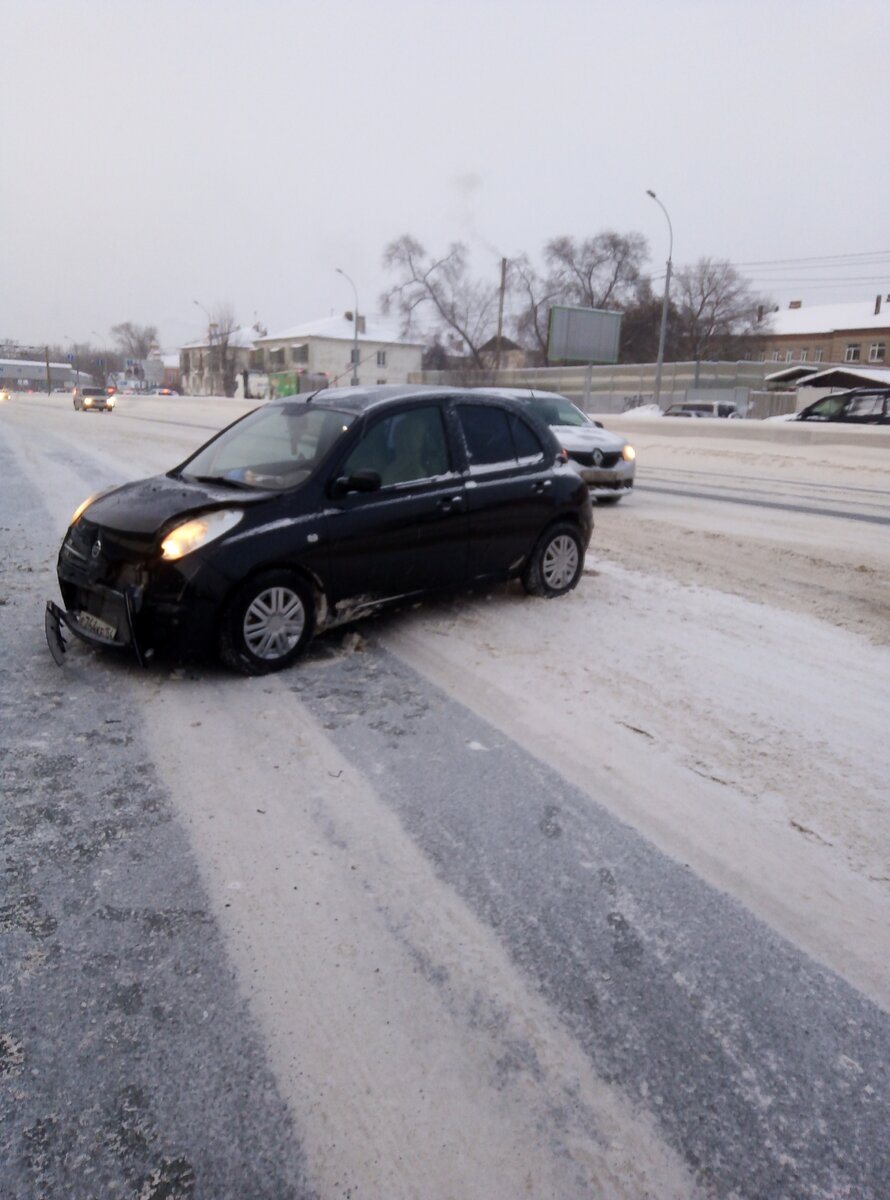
[547,305,623,364]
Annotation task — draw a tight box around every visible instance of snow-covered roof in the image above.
[767,299,890,336]
[257,313,424,347]
[180,325,260,351]
[787,365,890,389]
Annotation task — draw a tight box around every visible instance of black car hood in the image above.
[83,474,271,536]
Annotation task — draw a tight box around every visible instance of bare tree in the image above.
[209,303,240,397]
[543,231,649,312]
[381,235,499,368]
[510,254,559,363]
[511,232,650,362]
[673,259,771,361]
[111,322,159,361]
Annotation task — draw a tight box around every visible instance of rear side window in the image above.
[456,404,545,472]
[845,395,885,418]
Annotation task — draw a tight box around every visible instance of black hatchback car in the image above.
[46,386,593,674]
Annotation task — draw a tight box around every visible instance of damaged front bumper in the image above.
[44,592,144,667]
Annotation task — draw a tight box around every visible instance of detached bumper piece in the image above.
[44,595,144,667]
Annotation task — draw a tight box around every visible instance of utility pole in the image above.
[494,257,507,373]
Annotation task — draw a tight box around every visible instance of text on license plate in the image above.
[78,611,117,639]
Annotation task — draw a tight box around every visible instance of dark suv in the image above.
[47,386,593,674]
[795,387,890,424]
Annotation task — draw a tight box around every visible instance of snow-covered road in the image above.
[2,392,889,1199]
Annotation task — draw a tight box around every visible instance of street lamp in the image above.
[646,189,673,408]
[335,268,360,386]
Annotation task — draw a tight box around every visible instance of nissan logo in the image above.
[91,537,102,560]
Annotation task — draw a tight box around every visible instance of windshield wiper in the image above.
[183,473,258,491]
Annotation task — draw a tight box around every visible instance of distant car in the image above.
[153,387,177,396]
[73,385,115,413]
[792,387,890,425]
[478,388,635,503]
[46,386,594,675]
[663,400,741,418]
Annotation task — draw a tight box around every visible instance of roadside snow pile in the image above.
[616,404,662,418]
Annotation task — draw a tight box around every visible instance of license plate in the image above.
[77,611,117,640]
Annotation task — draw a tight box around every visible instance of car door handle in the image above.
[531,480,552,494]
[438,495,464,511]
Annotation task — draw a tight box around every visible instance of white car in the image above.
[478,388,636,503]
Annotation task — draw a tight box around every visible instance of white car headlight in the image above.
[160,509,244,561]
[622,444,636,461]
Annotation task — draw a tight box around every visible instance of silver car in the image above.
[479,389,636,503]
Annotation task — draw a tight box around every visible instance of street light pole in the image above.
[646,189,673,409]
[336,268,360,386]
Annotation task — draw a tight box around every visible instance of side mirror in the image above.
[331,469,382,498]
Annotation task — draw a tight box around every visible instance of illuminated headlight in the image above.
[107,396,115,407]
[160,509,243,561]
[84,397,93,406]
[622,444,636,461]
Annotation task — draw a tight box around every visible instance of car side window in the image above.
[457,404,543,472]
[509,414,546,464]
[804,396,846,419]
[341,405,450,488]
[845,395,883,418]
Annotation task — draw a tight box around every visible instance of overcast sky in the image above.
[5,0,889,352]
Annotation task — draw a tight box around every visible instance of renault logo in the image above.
[592,448,604,466]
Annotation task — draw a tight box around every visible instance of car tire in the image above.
[218,570,314,675]
[522,523,584,598]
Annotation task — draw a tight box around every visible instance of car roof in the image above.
[474,387,577,403]
[287,384,546,415]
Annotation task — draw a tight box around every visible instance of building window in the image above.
[377,378,387,385]
[291,344,308,365]
[814,348,824,362]
[772,350,781,361]
[844,344,861,362]
[785,350,793,362]
[376,350,387,367]
[270,348,285,369]
[869,342,886,362]
[800,349,808,362]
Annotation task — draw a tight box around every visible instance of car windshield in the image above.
[531,396,589,427]
[176,402,356,492]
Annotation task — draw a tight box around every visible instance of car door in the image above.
[323,401,469,606]
[452,400,556,579]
